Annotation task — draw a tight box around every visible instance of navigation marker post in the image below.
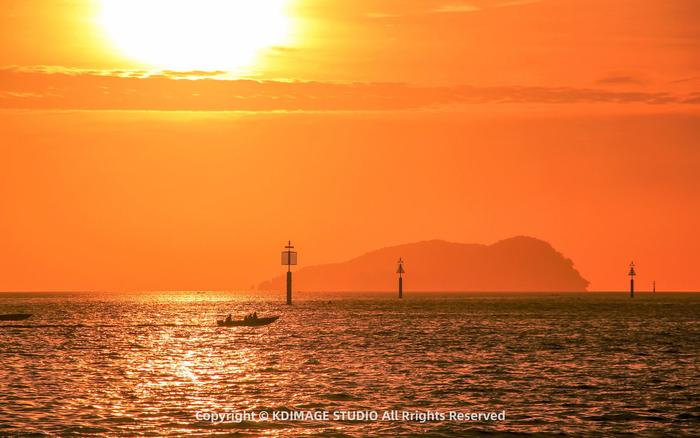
[628,261,636,298]
[397,257,405,299]
[282,241,297,305]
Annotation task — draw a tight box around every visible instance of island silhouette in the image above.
[258,236,589,292]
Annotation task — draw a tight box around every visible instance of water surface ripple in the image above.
[1,292,698,436]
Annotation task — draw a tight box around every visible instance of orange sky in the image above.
[1,0,699,291]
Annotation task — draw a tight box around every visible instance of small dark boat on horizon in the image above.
[0,313,33,321]
[217,316,279,327]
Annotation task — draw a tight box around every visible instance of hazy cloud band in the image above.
[0,67,697,111]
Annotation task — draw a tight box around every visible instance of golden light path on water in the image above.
[0,291,698,436]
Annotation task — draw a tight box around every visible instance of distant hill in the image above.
[258,236,589,292]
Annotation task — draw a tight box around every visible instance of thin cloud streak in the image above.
[366,0,541,18]
[0,67,696,111]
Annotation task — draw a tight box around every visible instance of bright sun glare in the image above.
[100,0,291,72]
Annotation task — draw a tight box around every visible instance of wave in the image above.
[0,323,206,329]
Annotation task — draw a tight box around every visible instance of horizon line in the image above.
[1,290,698,294]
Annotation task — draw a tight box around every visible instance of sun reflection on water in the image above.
[0,292,698,435]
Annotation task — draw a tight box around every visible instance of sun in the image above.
[99,0,292,72]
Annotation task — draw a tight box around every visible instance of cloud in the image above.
[433,4,482,13]
[365,12,402,19]
[366,0,540,18]
[6,65,235,80]
[682,92,700,104]
[671,75,700,84]
[0,67,696,111]
[431,0,542,14]
[596,74,645,86]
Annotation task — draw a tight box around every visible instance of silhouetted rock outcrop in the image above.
[258,236,589,292]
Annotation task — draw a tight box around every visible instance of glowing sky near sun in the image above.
[0,0,699,291]
[99,0,292,71]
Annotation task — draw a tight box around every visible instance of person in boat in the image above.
[225,314,232,323]
[252,312,258,320]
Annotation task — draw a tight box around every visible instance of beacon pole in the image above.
[628,261,636,298]
[282,241,297,305]
[397,258,405,299]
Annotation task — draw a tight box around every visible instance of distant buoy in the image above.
[397,257,405,299]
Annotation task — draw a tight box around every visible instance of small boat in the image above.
[0,313,32,321]
[217,316,279,327]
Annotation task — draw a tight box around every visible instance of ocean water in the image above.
[0,291,698,437]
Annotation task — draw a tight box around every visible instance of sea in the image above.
[0,291,698,437]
